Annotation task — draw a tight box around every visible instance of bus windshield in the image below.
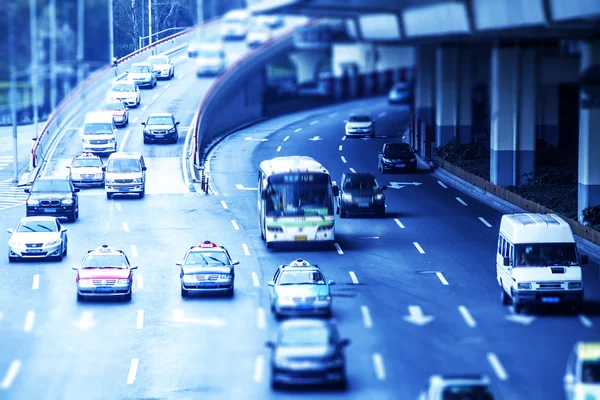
[265,173,333,217]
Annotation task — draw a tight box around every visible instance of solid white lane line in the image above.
[130,244,138,257]
[339,145,342,151]
[437,180,448,189]
[242,244,250,256]
[122,222,130,232]
[341,156,347,163]
[137,274,144,289]
[231,220,240,230]
[0,360,22,389]
[579,315,593,328]
[478,217,492,227]
[413,242,425,254]
[456,197,468,206]
[349,271,359,284]
[487,353,508,381]
[220,200,228,209]
[141,105,148,110]
[119,130,131,152]
[126,358,139,384]
[329,112,338,118]
[276,146,282,152]
[309,120,319,125]
[294,128,302,132]
[378,111,387,118]
[24,311,35,333]
[132,117,138,123]
[341,136,346,141]
[372,353,386,380]
[436,272,449,285]
[177,74,184,79]
[349,168,356,173]
[32,274,39,290]
[458,306,477,328]
[116,202,122,212]
[252,272,260,287]
[136,310,144,330]
[152,93,159,100]
[283,136,289,141]
[253,355,265,383]
[257,307,266,329]
[334,243,344,255]
[394,218,405,228]
[361,306,373,328]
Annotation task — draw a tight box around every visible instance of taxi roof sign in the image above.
[198,240,218,248]
[289,258,310,267]
[577,342,600,361]
[80,152,97,157]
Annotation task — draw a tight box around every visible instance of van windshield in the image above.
[85,123,113,135]
[107,159,141,173]
[515,243,578,267]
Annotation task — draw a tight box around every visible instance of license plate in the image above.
[27,249,42,253]
[357,202,370,207]
[396,164,405,167]
[199,282,216,287]
[43,208,57,213]
[296,304,314,309]
[542,297,560,303]
[154,135,164,138]
[119,188,130,192]
[294,235,307,241]
[96,287,113,292]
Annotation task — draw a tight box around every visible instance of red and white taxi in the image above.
[102,100,129,127]
[72,244,138,301]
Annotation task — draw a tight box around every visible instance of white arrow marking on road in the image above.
[244,136,268,141]
[308,136,322,141]
[505,314,536,325]
[235,184,258,190]
[0,360,22,389]
[73,311,97,330]
[172,309,227,327]
[24,311,35,333]
[403,306,434,326]
[388,183,405,189]
[389,182,422,189]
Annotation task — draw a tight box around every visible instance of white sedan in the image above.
[146,55,174,79]
[7,216,68,262]
[108,81,140,108]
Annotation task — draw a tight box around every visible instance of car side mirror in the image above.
[72,266,79,270]
[267,281,275,287]
[339,338,350,347]
[503,256,510,267]
[66,165,71,169]
[141,122,146,126]
[142,166,147,171]
[327,279,336,286]
[24,188,30,193]
[581,255,589,265]
[176,121,180,125]
[124,69,129,74]
[381,186,387,191]
[332,185,339,196]
[131,265,138,270]
[102,166,106,171]
[7,228,13,233]
[265,340,275,349]
[232,260,240,266]
[74,188,80,193]
[61,227,67,232]
[175,261,183,267]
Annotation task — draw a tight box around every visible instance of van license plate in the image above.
[294,235,307,241]
[542,297,559,303]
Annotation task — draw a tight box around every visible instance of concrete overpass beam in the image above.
[578,41,600,222]
[288,50,329,85]
[435,46,459,148]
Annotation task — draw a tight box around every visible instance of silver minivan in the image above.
[105,152,146,199]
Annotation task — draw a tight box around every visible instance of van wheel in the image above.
[501,287,511,305]
[513,303,523,314]
[106,192,113,199]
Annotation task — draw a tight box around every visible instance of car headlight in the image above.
[116,279,130,285]
[342,193,352,201]
[94,173,103,178]
[8,239,24,247]
[182,275,196,283]
[220,274,232,279]
[107,138,116,143]
[325,356,344,368]
[27,199,39,206]
[318,295,331,301]
[277,296,293,303]
[568,282,583,289]
[71,174,81,179]
[133,178,142,184]
[44,238,61,246]
[106,178,115,184]
[382,158,391,163]
[517,282,532,290]
[61,198,74,205]
[78,279,94,287]
[375,193,384,200]
[168,127,177,134]
[275,356,292,368]
[143,130,150,135]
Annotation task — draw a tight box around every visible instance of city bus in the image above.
[258,156,338,248]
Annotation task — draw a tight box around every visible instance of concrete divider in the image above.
[29,19,220,181]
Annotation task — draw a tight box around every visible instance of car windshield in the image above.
[72,158,102,168]
[514,243,578,267]
[112,84,134,92]
[265,173,333,217]
[82,254,128,269]
[130,65,151,73]
[441,384,494,400]
[384,144,413,157]
[349,116,371,123]
[278,270,325,285]
[84,123,113,135]
[31,180,71,193]
[16,220,57,233]
[104,102,125,111]
[225,18,246,24]
[280,327,329,346]
[343,176,378,190]
[582,361,600,383]
[251,25,269,33]
[184,251,228,266]
[106,159,141,173]
[147,56,168,64]
[199,50,222,58]
[146,116,173,125]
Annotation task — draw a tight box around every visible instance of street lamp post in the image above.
[8,2,19,182]
[108,0,115,63]
[148,0,153,46]
[77,0,85,83]
[29,0,40,141]
[49,0,58,110]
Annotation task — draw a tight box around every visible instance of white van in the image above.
[82,111,118,154]
[497,213,587,313]
[220,9,251,40]
[105,152,146,199]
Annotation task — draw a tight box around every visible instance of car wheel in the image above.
[181,287,189,297]
[106,192,113,199]
[139,191,145,199]
[266,241,273,249]
[501,285,511,305]
[68,211,76,222]
[143,138,148,144]
[226,284,234,298]
[270,379,280,390]
[8,254,17,263]
[124,291,132,302]
[63,243,67,256]
[335,376,348,390]
[571,302,583,314]
[376,206,385,217]
[77,293,84,302]
[274,312,283,321]
[56,245,64,261]
[75,208,79,219]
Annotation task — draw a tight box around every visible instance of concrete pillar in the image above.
[288,50,329,85]
[435,46,459,148]
[457,48,473,144]
[578,41,600,222]
[537,85,559,147]
[490,45,537,187]
[415,46,435,157]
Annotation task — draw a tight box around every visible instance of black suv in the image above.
[25,176,80,222]
[378,142,417,173]
[336,172,386,218]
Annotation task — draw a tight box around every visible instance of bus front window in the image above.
[266,183,332,217]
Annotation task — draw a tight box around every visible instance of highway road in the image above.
[1,23,599,400]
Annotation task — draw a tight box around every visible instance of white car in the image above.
[7,216,68,262]
[565,342,600,400]
[220,9,251,39]
[254,15,283,29]
[196,43,226,76]
[418,375,497,400]
[246,24,272,48]
[344,113,375,137]
[145,55,174,79]
[109,81,140,108]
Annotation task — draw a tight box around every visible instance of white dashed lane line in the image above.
[579,315,593,328]
[116,202,122,212]
[119,130,131,152]
[378,111,387,118]
[294,128,302,133]
[334,243,344,255]
[24,310,35,333]
[348,271,359,284]
[126,358,139,384]
[437,180,448,189]
[478,217,492,227]
[339,145,342,151]
[456,197,468,206]
[309,120,319,125]
[132,117,138,123]
[413,242,425,254]
[252,272,260,287]
[242,244,250,256]
[130,244,138,257]
[141,105,148,110]
[349,168,356,173]
[257,307,266,329]
[177,74,184,79]
[372,353,386,381]
[329,112,338,118]
[0,360,22,389]
[137,274,144,289]
[458,305,477,328]
[341,136,346,141]
[253,355,265,383]
[276,146,281,152]
[283,136,289,141]
[32,274,39,290]
[136,310,144,330]
[487,353,508,381]
[436,272,449,285]
[361,305,373,328]
[394,218,405,228]
[151,93,159,100]
[165,83,171,89]
[341,156,347,163]
[231,220,240,230]
[122,222,130,232]
[220,200,228,209]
